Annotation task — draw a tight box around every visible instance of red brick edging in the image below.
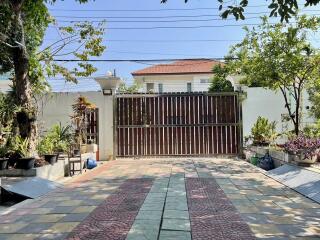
[65,178,153,240]
[186,178,256,240]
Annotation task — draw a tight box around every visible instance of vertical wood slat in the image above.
[116,93,241,157]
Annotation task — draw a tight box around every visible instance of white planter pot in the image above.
[291,153,318,165]
[86,144,98,153]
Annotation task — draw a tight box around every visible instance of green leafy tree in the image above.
[208,64,233,92]
[308,80,320,119]
[118,81,142,93]
[250,116,278,146]
[0,0,106,153]
[226,15,320,135]
[161,0,320,22]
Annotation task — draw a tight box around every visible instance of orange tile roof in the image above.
[132,59,223,76]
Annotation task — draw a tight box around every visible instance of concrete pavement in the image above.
[0,158,319,240]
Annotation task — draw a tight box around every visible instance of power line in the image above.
[55,16,264,23]
[44,38,242,42]
[48,5,270,12]
[52,58,230,62]
[51,9,320,19]
[52,13,265,19]
[48,23,278,30]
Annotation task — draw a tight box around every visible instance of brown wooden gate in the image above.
[115,93,242,157]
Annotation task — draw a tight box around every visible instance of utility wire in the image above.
[48,5,270,12]
[52,58,231,62]
[55,16,263,23]
[51,9,320,19]
[47,23,287,30]
[44,38,242,42]
[52,12,268,19]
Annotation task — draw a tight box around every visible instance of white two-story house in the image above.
[132,59,227,93]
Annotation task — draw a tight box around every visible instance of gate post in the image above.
[238,92,244,157]
[113,95,118,160]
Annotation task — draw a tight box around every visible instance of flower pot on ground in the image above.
[16,157,35,170]
[14,137,35,170]
[284,135,320,167]
[290,152,318,166]
[0,145,9,170]
[0,158,8,170]
[44,154,57,165]
[37,136,57,165]
[86,143,98,153]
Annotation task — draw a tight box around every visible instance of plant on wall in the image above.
[70,96,95,147]
[208,64,234,93]
[249,116,278,146]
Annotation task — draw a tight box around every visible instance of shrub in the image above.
[303,120,320,138]
[284,135,320,159]
[37,136,55,155]
[250,116,277,146]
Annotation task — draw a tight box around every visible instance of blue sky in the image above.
[44,0,320,92]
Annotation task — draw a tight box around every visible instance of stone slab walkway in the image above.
[0,158,319,240]
[268,164,320,203]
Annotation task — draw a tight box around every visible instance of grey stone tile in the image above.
[161,218,190,231]
[241,213,272,224]
[50,206,76,214]
[163,210,189,220]
[135,210,163,220]
[159,230,191,240]
[165,201,188,211]
[126,220,160,240]
[17,223,54,234]
[140,202,165,211]
[35,233,68,240]
[59,213,89,222]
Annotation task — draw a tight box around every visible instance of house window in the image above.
[187,82,192,92]
[146,83,154,92]
[200,79,210,83]
[158,83,163,93]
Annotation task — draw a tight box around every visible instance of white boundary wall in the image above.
[242,87,314,139]
[38,91,114,161]
[38,88,315,159]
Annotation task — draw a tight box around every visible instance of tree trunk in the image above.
[294,90,301,136]
[11,0,37,154]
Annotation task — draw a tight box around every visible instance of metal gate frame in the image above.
[114,92,243,158]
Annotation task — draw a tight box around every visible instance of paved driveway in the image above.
[0,158,319,240]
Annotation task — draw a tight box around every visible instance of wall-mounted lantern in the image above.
[94,71,121,95]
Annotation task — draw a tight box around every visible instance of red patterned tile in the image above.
[65,178,153,240]
[186,178,256,240]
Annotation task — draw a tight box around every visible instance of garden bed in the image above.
[245,146,318,168]
[0,160,65,181]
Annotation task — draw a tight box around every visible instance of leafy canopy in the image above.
[161,0,320,22]
[226,15,320,135]
[0,0,106,94]
[208,64,234,92]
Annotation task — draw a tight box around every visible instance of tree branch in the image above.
[279,85,296,125]
[37,35,79,55]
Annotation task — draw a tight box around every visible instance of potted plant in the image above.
[0,145,8,170]
[70,96,96,155]
[14,137,35,170]
[37,136,57,165]
[250,116,278,146]
[284,135,320,166]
